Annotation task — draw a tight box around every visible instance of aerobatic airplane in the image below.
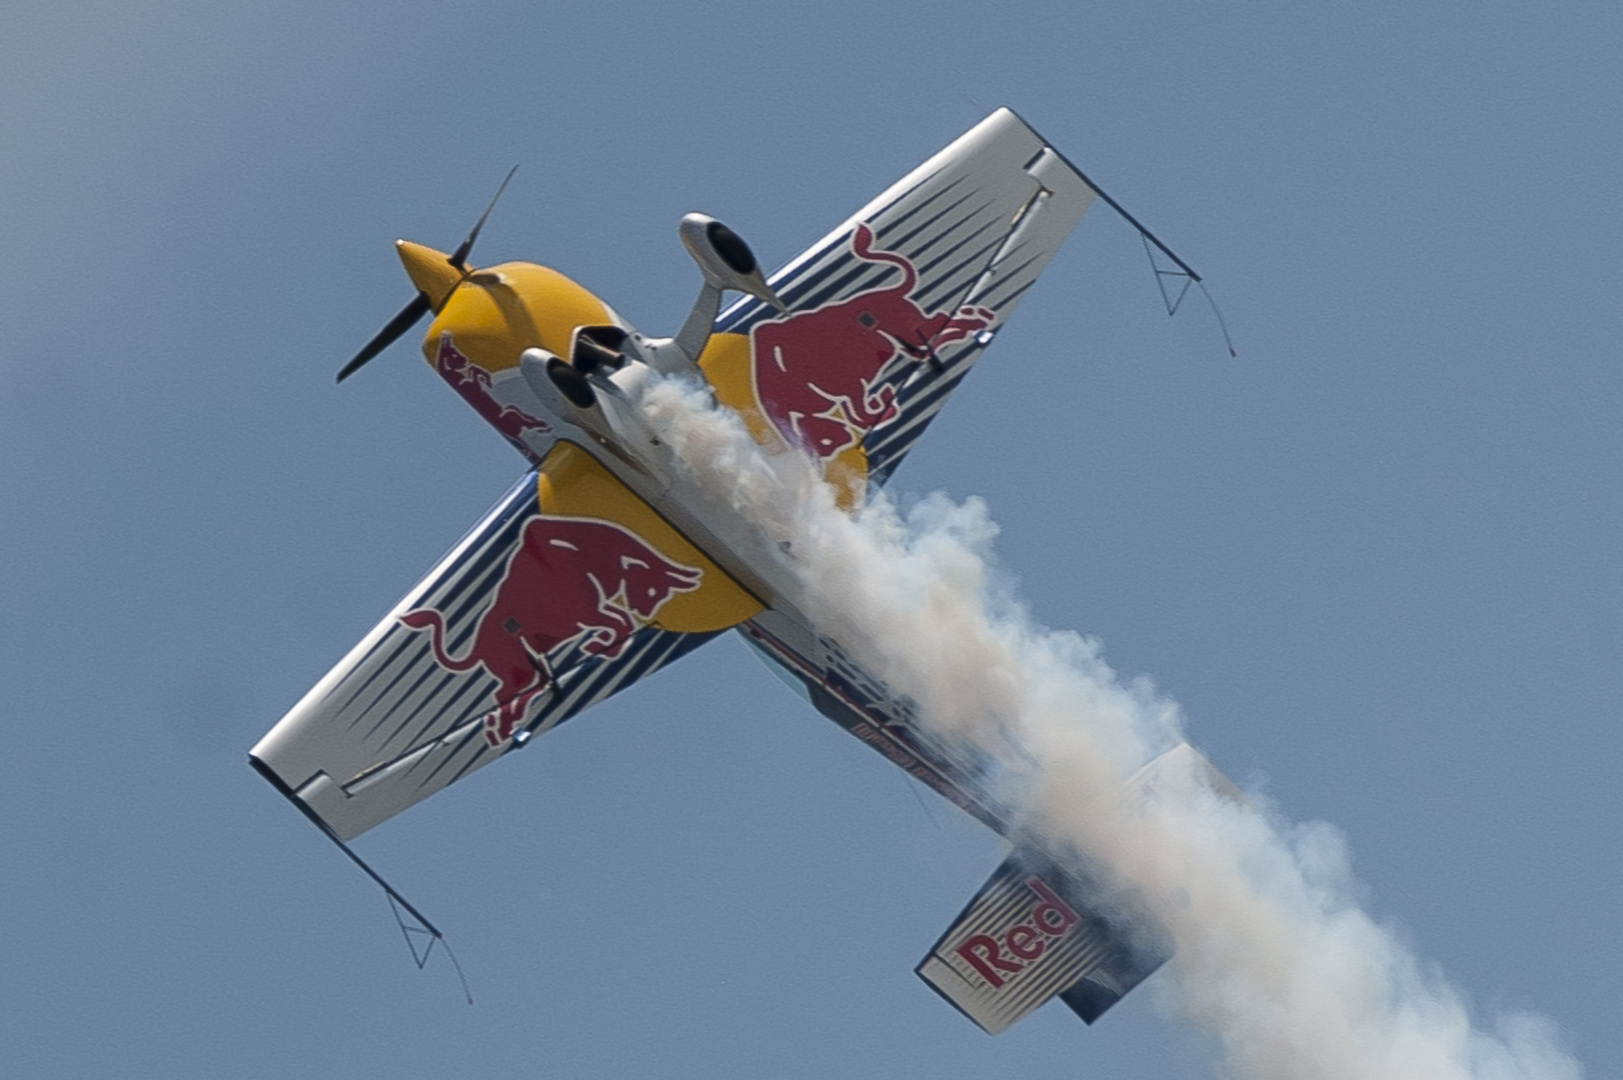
[251,108,1229,1035]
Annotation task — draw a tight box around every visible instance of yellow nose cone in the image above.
[395,240,467,312]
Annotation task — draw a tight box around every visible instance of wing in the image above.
[252,444,762,841]
[704,108,1098,486]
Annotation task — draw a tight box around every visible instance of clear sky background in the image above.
[2,2,1618,1077]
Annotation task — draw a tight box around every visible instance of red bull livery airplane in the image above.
[251,108,1229,1035]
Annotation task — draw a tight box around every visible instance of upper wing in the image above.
[252,444,762,841]
[701,108,1097,487]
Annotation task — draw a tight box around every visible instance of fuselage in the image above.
[408,249,820,636]
[411,256,627,459]
[398,242,1011,835]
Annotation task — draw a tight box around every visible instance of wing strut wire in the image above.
[1198,282,1238,358]
[386,895,473,1004]
[1009,110,1237,357]
[249,755,473,1004]
[1142,232,1196,315]
[1140,234,1237,357]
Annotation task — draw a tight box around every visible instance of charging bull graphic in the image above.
[750,224,995,460]
[435,334,552,451]
[399,515,703,746]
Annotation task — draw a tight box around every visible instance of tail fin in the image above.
[917,742,1242,1034]
[916,852,1164,1035]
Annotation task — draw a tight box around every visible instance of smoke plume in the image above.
[641,376,1582,1080]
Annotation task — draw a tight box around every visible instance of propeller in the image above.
[448,164,517,270]
[336,165,519,383]
[336,292,432,383]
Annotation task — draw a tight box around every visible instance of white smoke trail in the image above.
[640,376,1582,1080]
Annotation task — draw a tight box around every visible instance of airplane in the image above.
[250,107,1231,1036]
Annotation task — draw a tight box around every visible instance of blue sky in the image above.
[2,2,1618,1077]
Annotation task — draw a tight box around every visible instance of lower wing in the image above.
[701,108,1099,491]
[252,443,762,842]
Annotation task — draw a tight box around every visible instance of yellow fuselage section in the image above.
[399,244,763,634]
[420,260,617,374]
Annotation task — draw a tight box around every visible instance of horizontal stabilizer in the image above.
[917,742,1243,1034]
[916,852,1164,1035]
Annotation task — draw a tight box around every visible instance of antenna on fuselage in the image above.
[336,165,520,383]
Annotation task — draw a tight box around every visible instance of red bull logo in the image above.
[750,224,994,460]
[954,877,1080,989]
[399,515,702,746]
[435,334,552,448]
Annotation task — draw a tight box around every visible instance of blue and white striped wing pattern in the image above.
[252,473,720,841]
[717,108,1098,485]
